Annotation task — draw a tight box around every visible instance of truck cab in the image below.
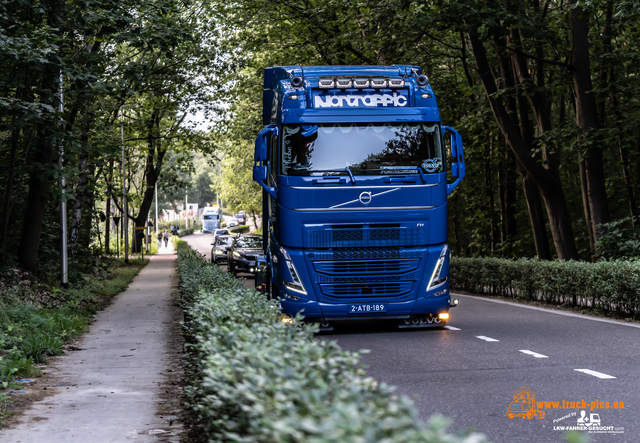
[254,65,465,329]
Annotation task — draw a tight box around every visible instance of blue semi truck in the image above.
[253,65,465,330]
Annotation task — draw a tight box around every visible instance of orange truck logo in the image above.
[507,387,546,419]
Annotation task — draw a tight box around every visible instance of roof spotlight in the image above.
[319,78,335,88]
[291,76,304,87]
[336,78,353,88]
[417,74,429,86]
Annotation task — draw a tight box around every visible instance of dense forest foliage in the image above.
[2,0,640,281]
[209,0,640,261]
[0,0,218,278]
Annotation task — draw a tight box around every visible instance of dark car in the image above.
[228,235,264,276]
[211,234,235,264]
[212,228,230,244]
[235,213,246,225]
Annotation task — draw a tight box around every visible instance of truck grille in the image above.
[307,226,425,248]
[308,248,423,261]
[306,248,424,301]
[314,259,418,275]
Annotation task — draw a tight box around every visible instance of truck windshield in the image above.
[281,123,444,176]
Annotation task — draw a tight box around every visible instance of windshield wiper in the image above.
[311,168,356,184]
[358,166,427,184]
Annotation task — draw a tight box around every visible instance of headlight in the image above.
[426,244,448,291]
[215,250,223,255]
[279,247,306,294]
[233,251,242,258]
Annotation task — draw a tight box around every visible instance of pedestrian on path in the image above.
[163,230,170,248]
[157,231,163,249]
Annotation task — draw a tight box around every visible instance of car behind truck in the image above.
[253,65,465,330]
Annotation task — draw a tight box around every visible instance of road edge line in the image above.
[452,293,640,329]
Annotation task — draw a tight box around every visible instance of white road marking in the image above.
[452,293,640,329]
[444,325,461,330]
[574,369,616,379]
[519,350,548,358]
[476,335,499,342]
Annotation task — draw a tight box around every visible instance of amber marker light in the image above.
[281,316,293,324]
[438,313,450,320]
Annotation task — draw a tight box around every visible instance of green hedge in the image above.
[229,224,251,234]
[451,257,640,317]
[176,242,487,443]
[177,228,194,237]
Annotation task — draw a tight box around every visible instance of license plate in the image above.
[248,261,256,266]
[349,303,387,314]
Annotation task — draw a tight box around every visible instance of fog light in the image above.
[288,94,299,100]
[438,313,449,320]
[421,93,432,98]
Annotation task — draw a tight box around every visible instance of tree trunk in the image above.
[468,30,578,259]
[569,0,610,239]
[131,111,166,252]
[18,127,54,271]
[519,166,551,259]
[1,126,20,264]
[579,156,596,260]
[499,144,518,251]
[69,151,90,258]
[484,135,498,252]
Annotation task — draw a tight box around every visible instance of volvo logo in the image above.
[359,192,372,204]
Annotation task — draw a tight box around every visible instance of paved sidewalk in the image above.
[0,244,183,442]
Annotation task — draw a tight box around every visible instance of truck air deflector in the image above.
[282,108,440,124]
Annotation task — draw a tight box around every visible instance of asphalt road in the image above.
[179,232,638,442]
[328,295,639,442]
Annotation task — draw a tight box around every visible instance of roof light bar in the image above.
[318,77,401,89]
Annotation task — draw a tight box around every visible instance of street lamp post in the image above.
[59,71,69,287]
[121,111,129,264]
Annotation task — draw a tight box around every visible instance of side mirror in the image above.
[442,126,466,195]
[253,125,278,198]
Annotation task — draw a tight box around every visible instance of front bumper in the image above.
[279,292,451,320]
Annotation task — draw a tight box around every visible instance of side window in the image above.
[268,133,278,186]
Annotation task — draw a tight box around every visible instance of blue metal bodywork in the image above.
[254,65,465,323]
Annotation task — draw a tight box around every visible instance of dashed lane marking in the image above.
[574,369,616,379]
[519,350,548,358]
[476,335,499,342]
[444,325,461,330]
